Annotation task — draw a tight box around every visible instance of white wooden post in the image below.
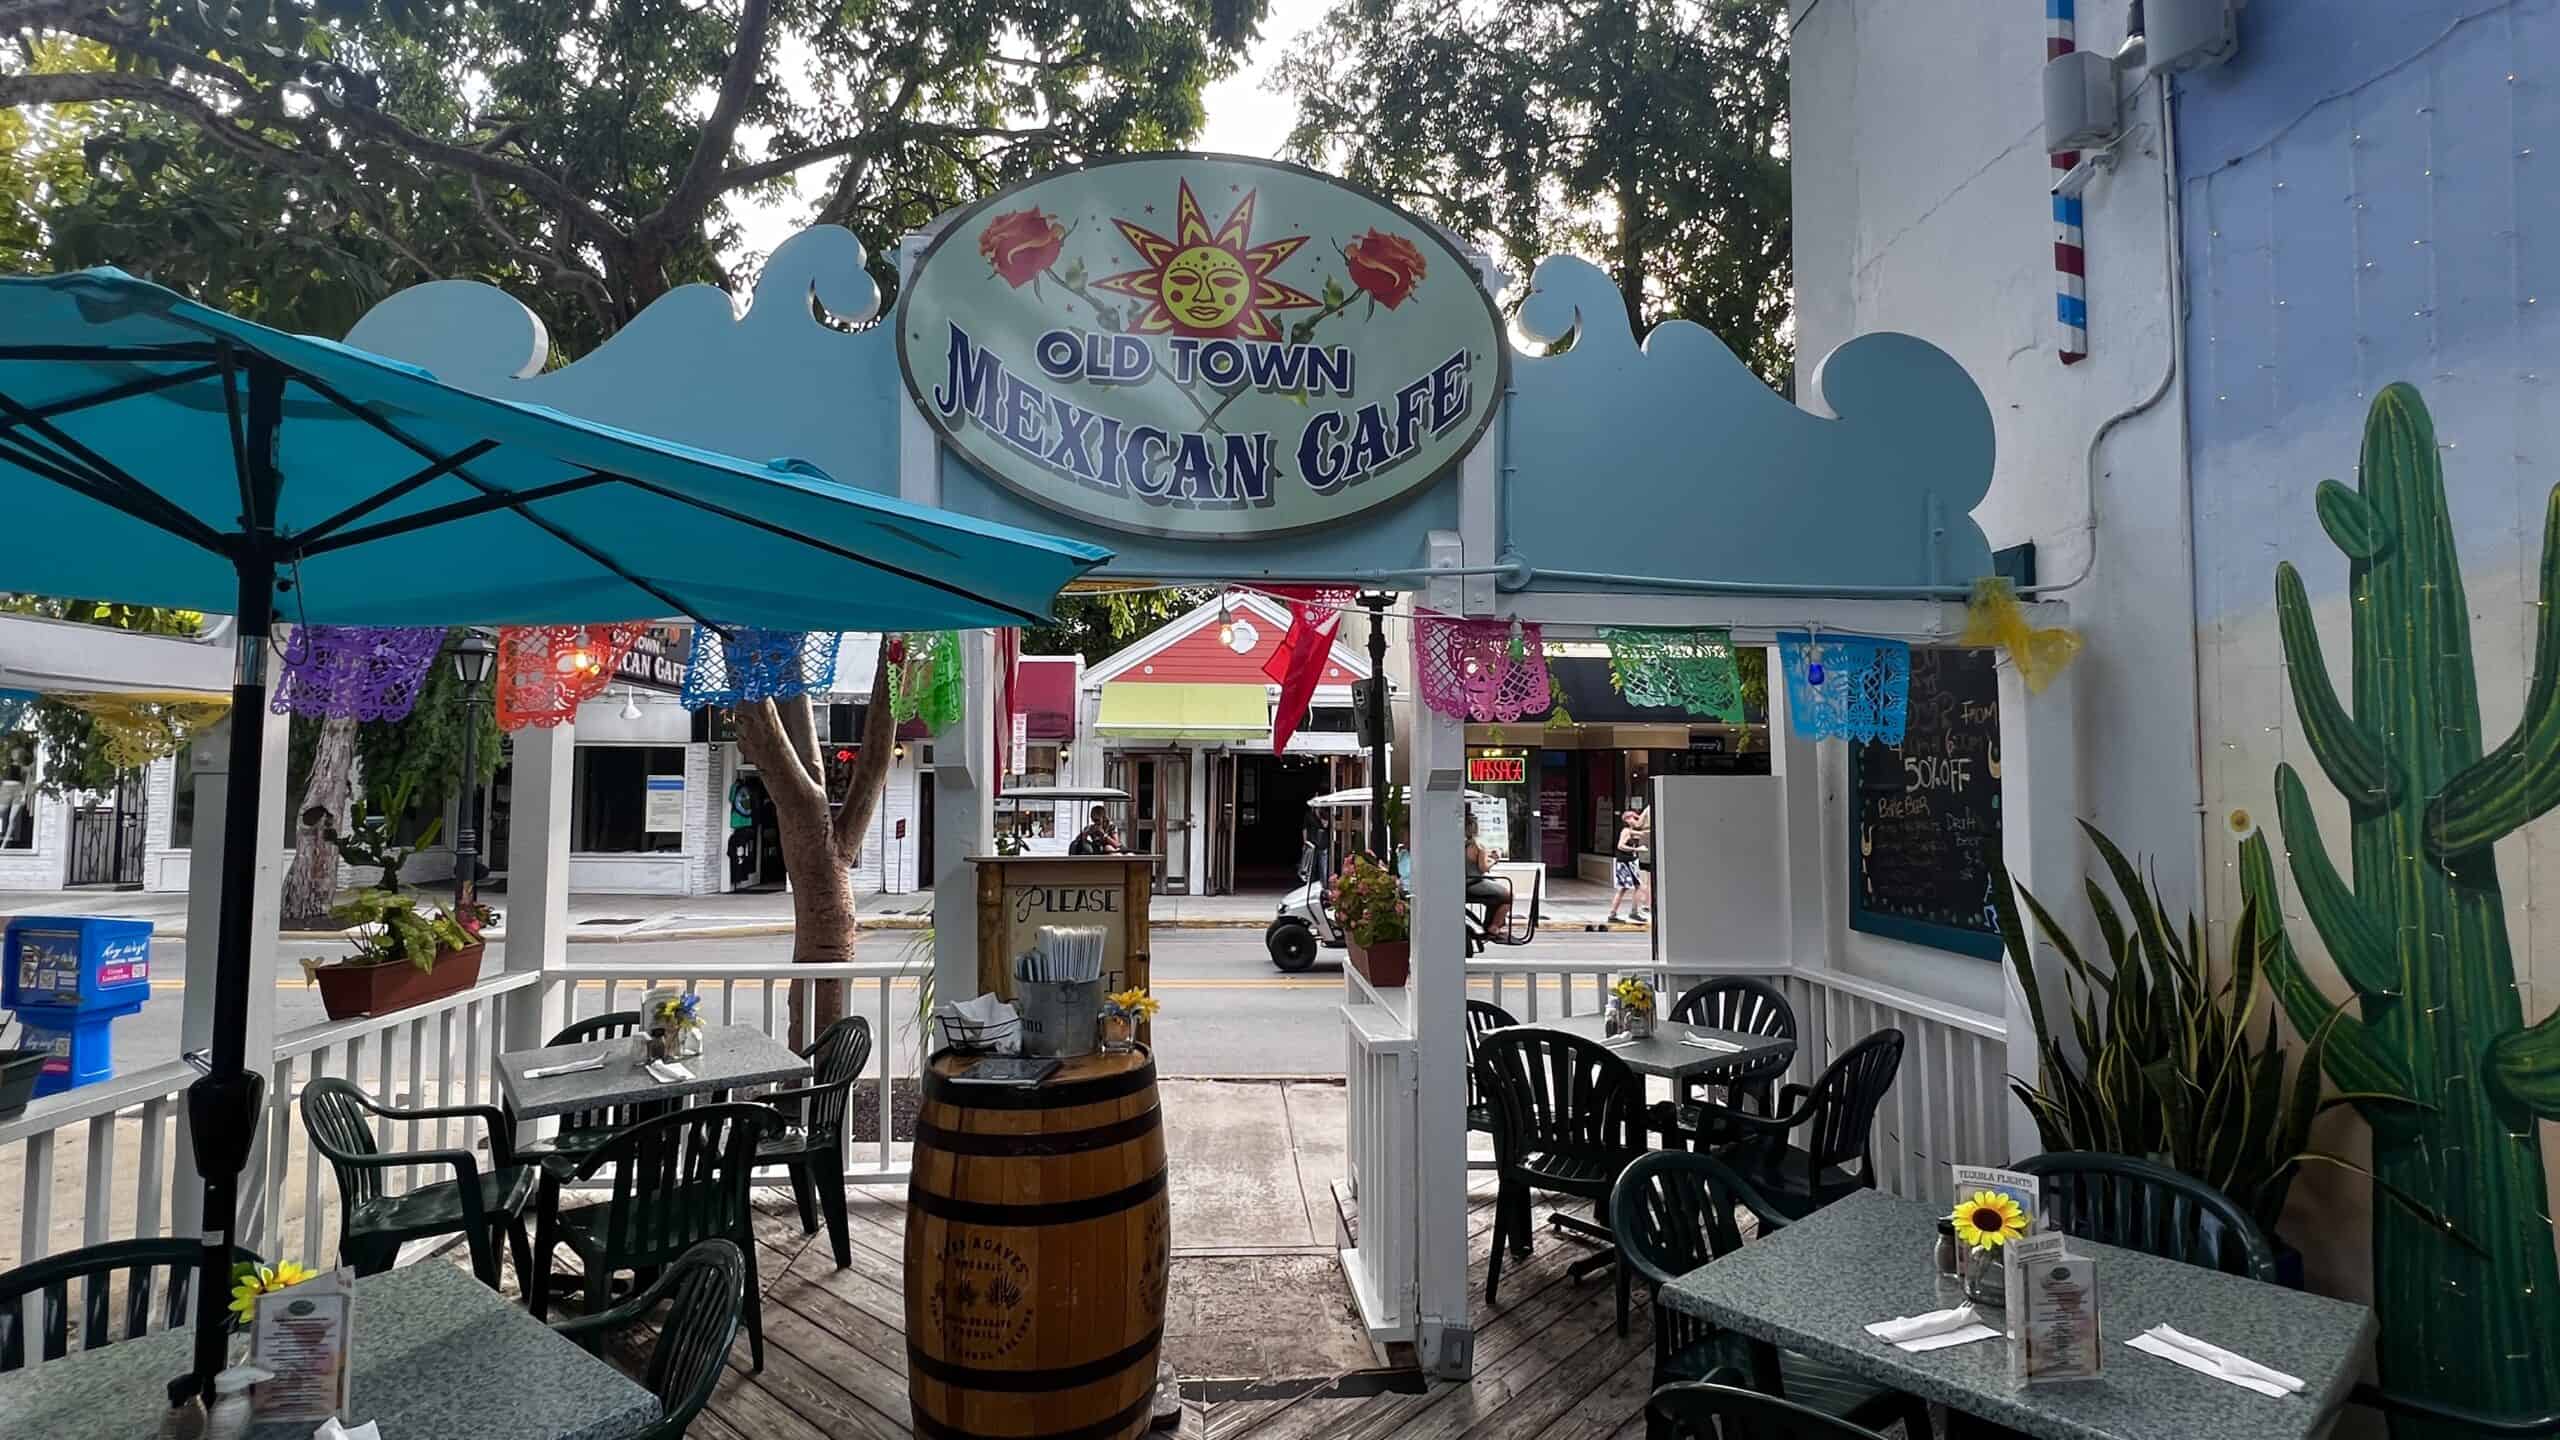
[1767,642,1829,972]
[1996,632,2082,1159]
[1410,528,1473,1376]
[502,723,577,1058]
[174,704,289,1247]
[931,630,997,1008]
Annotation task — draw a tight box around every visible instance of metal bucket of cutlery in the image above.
[1016,978,1102,1058]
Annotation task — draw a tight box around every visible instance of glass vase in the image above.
[1098,1011,1136,1055]
[676,1024,703,1059]
[1620,1007,1654,1040]
[1963,1245,2006,1308]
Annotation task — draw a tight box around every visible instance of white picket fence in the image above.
[1,958,922,1275]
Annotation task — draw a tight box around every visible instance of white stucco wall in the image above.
[1791,0,2203,996]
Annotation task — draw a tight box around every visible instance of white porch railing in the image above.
[1457,957,2013,1202]
[2,971,541,1273]
[2,957,926,1275]
[1339,996,1416,1343]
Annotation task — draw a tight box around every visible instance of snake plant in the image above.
[1993,824,2371,1238]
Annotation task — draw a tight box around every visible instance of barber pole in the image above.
[2049,0,2089,364]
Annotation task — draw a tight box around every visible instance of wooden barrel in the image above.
[906,1047,1170,1440]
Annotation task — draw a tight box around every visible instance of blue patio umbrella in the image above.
[0,267,1111,1395]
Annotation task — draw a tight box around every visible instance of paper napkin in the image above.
[2128,1325,2304,1396]
[1865,1304,2001,1352]
[643,1060,697,1084]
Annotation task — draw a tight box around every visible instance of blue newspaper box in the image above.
[4,917,153,1097]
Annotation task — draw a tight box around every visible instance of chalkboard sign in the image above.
[1848,647,2003,959]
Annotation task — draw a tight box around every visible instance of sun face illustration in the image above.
[1093,180,1319,340]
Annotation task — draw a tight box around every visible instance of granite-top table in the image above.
[1663,1189,2374,1440]
[1515,1011,1795,1083]
[0,1260,660,1439]
[497,1021,809,1120]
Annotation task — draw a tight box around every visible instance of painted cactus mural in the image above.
[2235,383,2560,1429]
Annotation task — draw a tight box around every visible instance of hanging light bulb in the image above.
[1217,592,1235,649]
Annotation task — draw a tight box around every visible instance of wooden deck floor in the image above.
[639,1175,1657,1440]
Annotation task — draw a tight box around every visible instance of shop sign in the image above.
[644,775,686,833]
[1467,756,1526,784]
[617,628,688,692]
[898,155,1506,540]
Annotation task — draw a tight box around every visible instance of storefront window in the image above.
[0,729,33,850]
[573,745,687,853]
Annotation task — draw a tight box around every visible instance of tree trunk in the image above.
[732,644,904,1047]
[281,716,358,929]
[733,692,850,1046]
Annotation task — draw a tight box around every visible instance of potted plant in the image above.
[1995,822,2450,1278]
[304,892,494,1020]
[1329,852,1410,986]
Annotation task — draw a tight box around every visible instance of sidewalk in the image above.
[0,871,1650,943]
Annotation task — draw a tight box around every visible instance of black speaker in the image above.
[1352,677,1387,747]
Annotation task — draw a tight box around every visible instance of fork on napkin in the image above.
[643,1060,697,1084]
[522,1053,607,1079]
[1865,1304,2001,1352]
[2126,1324,2304,1396]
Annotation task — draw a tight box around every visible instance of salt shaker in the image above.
[1933,1218,1963,1283]
[204,1364,271,1440]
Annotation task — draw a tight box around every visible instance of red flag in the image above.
[1263,600,1343,755]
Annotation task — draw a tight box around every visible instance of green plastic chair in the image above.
[757,1015,872,1269]
[553,1239,747,1440]
[0,1237,261,1372]
[1612,1152,1930,1440]
[531,1101,775,1372]
[2013,1152,2277,1282]
[1647,1372,1895,1440]
[1464,999,1518,1136]
[1703,1028,1904,1220]
[301,1076,536,1288]
[1476,1026,1649,1334]
[511,1010,667,1178]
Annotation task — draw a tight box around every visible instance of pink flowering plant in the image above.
[1328,853,1410,946]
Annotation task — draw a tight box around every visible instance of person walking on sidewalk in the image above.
[1606,809,1647,924]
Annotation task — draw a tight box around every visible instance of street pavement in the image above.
[102,926,1659,1078]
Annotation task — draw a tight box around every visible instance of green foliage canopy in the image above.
[1276,0,1793,388]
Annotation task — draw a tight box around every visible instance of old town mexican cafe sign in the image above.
[898,155,1507,540]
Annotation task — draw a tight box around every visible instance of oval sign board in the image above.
[898,154,1507,541]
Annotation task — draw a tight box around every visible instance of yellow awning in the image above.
[1095,682,1269,741]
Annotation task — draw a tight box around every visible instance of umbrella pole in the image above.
[185,558,278,1395]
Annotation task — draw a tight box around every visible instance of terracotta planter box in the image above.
[311,942,485,1021]
[1348,938,1410,988]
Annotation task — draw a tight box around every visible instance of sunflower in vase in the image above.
[1101,988,1159,1054]
[1950,1189,2032,1303]
[1609,976,1657,1038]
[230,1260,317,1323]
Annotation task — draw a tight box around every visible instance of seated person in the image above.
[1464,813,1511,934]
[1069,804,1126,856]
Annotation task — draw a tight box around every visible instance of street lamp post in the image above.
[450,628,497,912]
[1361,591,1391,858]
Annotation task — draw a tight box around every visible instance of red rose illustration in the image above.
[1343,228,1427,309]
[979,207,1066,288]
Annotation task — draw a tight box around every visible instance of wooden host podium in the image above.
[969,853,1155,1044]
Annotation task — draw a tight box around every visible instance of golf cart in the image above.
[1264,786,1543,971]
[994,785,1135,857]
